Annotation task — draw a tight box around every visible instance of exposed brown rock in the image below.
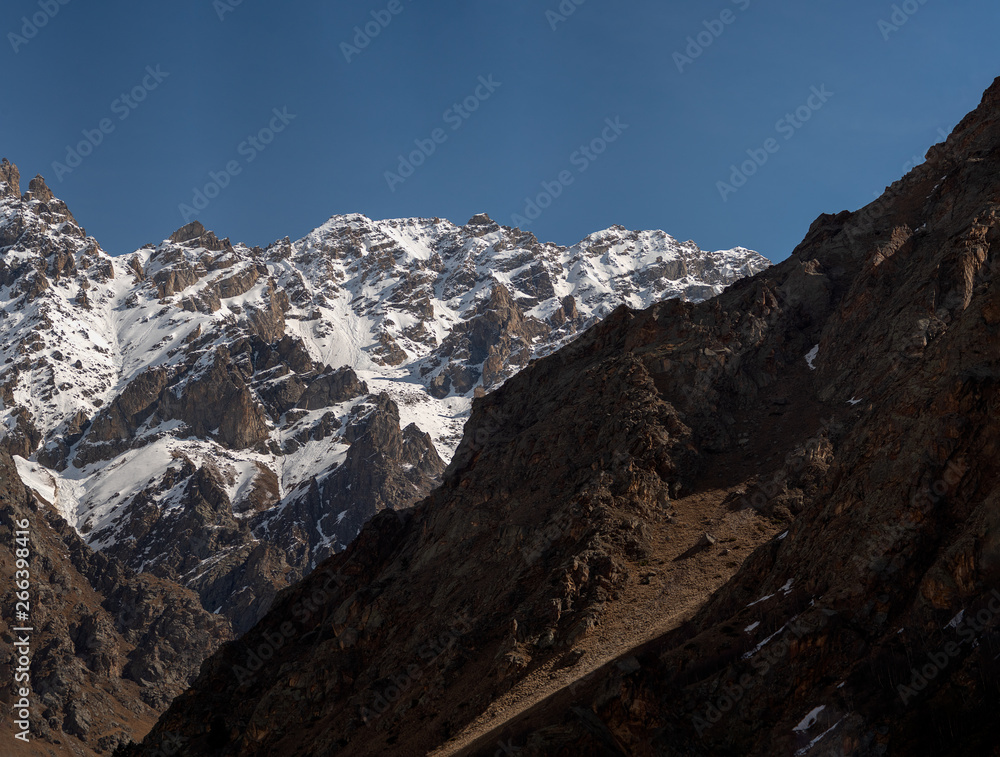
[160,350,270,450]
[465,213,502,237]
[436,282,550,393]
[153,264,202,298]
[168,221,231,252]
[0,406,42,458]
[297,365,368,410]
[25,174,54,203]
[246,279,289,342]
[252,391,445,585]
[23,173,77,226]
[0,156,21,197]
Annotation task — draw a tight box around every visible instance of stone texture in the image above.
[159,349,270,450]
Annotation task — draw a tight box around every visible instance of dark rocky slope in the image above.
[130,77,1000,757]
[0,160,760,646]
[456,78,1000,757]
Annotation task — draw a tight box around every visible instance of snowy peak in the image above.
[0,157,767,637]
[276,211,769,375]
[0,167,121,460]
[0,164,768,464]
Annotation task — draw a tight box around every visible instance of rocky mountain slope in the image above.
[128,76,1000,757]
[0,159,765,641]
[0,448,231,757]
[0,156,765,754]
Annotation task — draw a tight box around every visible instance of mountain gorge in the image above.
[0,155,767,755]
[126,77,1000,757]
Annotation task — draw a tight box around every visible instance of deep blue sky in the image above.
[2,1,998,262]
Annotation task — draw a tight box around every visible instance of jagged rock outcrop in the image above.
[295,365,367,411]
[24,173,78,227]
[0,157,20,198]
[88,369,169,443]
[454,76,1000,757]
[456,283,549,388]
[168,220,231,253]
[0,169,761,607]
[160,349,271,450]
[429,282,550,396]
[91,458,293,636]
[254,392,445,578]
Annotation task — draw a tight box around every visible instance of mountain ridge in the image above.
[0,158,768,756]
[126,76,1000,757]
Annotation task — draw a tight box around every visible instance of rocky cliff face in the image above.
[128,77,1000,757]
[486,76,1000,757]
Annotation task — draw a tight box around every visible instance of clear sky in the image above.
[2,0,999,263]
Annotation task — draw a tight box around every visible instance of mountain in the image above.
[127,77,1000,757]
[0,163,766,639]
[0,447,231,757]
[0,156,766,755]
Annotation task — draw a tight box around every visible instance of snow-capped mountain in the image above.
[0,158,769,631]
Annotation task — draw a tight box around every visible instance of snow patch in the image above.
[13,456,64,516]
[793,705,825,732]
[805,345,819,370]
[794,718,844,756]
